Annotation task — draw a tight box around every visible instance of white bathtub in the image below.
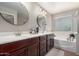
[53,31,76,53]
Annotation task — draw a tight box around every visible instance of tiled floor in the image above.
[45,48,77,56]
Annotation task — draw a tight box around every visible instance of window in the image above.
[55,15,72,31]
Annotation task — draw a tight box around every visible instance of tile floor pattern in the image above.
[45,48,77,56]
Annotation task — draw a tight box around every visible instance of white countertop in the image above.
[0,32,53,45]
[0,31,77,45]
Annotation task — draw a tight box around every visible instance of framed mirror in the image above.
[37,15,47,32]
[0,2,29,26]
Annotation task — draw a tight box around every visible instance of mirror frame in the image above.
[0,2,29,26]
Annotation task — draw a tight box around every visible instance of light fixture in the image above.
[39,7,47,16]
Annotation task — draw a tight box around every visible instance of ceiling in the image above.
[38,2,79,14]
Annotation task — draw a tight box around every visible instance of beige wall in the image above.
[0,2,52,33]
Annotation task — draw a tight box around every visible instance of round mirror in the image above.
[37,15,47,33]
[0,2,29,26]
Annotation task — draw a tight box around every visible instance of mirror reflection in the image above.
[0,2,29,26]
[37,15,47,33]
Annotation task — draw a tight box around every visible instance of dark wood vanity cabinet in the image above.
[10,48,28,56]
[39,36,46,56]
[0,39,30,56]
[28,43,39,56]
[46,34,54,52]
[0,37,39,56]
[0,34,54,56]
[28,37,39,56]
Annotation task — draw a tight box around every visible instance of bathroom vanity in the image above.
[0,33,54,56]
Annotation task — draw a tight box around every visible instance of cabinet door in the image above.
[40,48,46,56]
[10,48,28,56]
[46,37,50,52]
[50,39,54,49]
[28,43,39,56]
[46,35,54,52]
[40,40,46,56]
[40,40,46,50]
[39,36,46,56]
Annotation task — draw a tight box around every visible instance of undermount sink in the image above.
[14,32,31,36]
[15,33,21,36]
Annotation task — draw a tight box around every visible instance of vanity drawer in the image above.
[30,37,39,45]
[40,40,46,50]
[40,36,46,41]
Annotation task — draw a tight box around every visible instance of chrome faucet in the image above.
[67,33,75,42]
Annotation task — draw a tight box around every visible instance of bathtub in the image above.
[53,31,76,53]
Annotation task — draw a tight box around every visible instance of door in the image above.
[50,38,54,49]
[28,43,39,56]
[46,35,54,52]
[39,36,46,56]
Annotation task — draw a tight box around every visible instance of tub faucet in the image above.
[67,33,75,42]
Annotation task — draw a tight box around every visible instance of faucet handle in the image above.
[69,33,75,39]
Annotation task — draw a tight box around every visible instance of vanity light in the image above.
[44,11,47,15]
[42,11,47,16]
[39,7,47,16]
[40,9,44,15]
